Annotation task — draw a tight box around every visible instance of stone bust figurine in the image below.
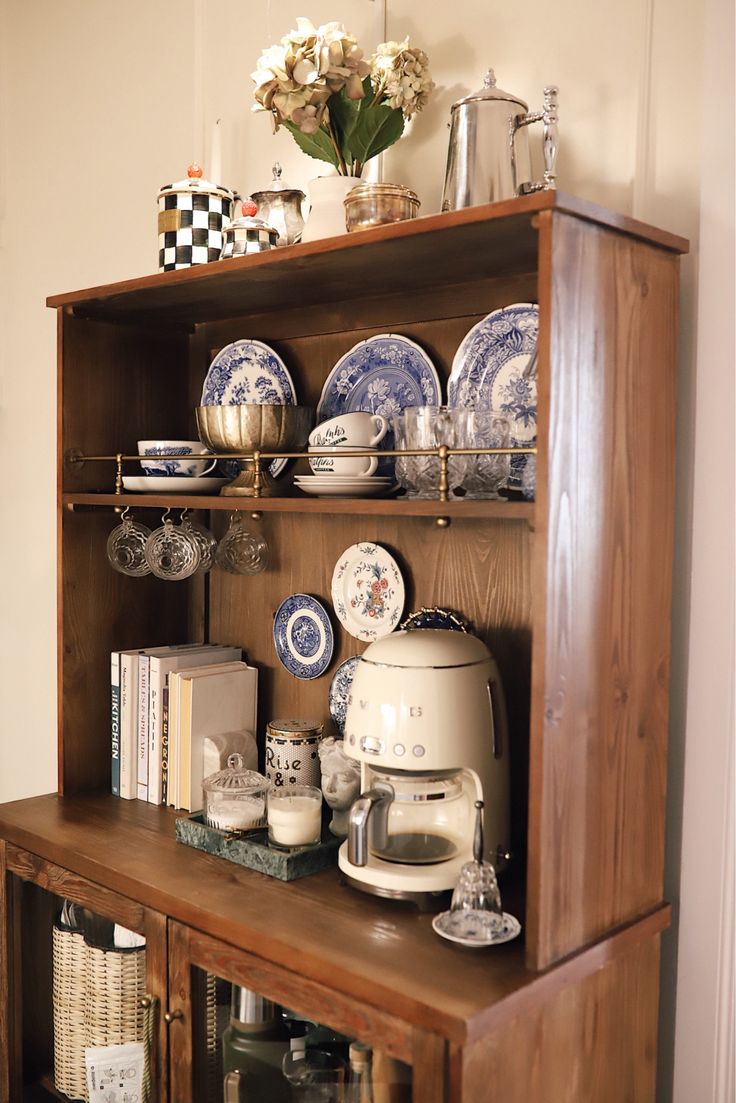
[318,737,361,836]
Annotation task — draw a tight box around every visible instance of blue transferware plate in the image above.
[273,593,334,680]
[399,607,471,633]
[317,334,441,475]
[328,655,361,733]
[201,339,297,478]
[447,304,538,487]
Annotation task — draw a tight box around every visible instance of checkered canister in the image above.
[157,164,235,272]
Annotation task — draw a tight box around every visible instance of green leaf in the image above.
[283,121,339,169]
[348,104,405,164]
[327,89,361,167]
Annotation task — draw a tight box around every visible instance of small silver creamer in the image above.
[441,69,559,211]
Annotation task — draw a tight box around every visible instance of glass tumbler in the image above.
[463,411,511,499]
[391,413,417,495]
[402,406,470,499]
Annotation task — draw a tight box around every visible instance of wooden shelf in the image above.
[46,192,687,330]
[62,491,536,521]
[0,793,669,1048]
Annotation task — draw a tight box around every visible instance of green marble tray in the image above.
[175,812,342,881]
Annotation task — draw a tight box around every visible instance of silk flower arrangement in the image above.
[252,18,434,177]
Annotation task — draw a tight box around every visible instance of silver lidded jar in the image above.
[249,163,305,246]
[220,200,278,258]
[441,69,559,211]
[157,163,235,271]
[344,182,420,232]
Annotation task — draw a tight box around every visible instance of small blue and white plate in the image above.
[317,334,441,475]
[273,594,334,680]
[328,655,361,732]
[201,339,297,478]
[448,304,538,487]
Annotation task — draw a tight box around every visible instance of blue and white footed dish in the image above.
[328,655,362,733]
[448,303,538,489]
[273,594,334,680]
[317,334,441,475]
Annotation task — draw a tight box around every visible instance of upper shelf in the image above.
[46,193,689,329]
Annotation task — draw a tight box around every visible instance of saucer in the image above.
[431,909,522,947]
[273,593,334,680]
[295,477,395,498]
[122,476,229,493]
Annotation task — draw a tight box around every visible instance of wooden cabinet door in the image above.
[168,919,448,1103]
[0,840,169,1102]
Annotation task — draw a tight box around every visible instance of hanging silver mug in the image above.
[441,69,559,211]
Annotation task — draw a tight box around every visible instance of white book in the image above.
[136,644,204,802]
[119,651,140,800]
[177,663,259,813]
[150,645,241,806]
[110,652,121,797]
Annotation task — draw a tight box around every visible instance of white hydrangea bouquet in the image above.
[252,18,434,177]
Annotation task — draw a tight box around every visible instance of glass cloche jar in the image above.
[202,753,269,831]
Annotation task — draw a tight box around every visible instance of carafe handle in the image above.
[511,85,559,195]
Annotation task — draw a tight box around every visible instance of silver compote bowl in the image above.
[196,404,313,497]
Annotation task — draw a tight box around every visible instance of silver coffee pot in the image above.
[441,69,559,211]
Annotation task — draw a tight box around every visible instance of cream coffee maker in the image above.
[338,630,510,902]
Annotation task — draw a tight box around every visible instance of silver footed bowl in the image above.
[196,404,314,497]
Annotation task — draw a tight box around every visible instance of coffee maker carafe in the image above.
[338,630,510,902]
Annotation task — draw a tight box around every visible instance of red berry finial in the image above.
[187,163,203,179]
[241,200,258,217]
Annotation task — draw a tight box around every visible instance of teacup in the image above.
[138,439,217,478]
[308,446,379,477]
[309,412,388,449]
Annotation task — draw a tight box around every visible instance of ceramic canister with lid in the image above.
[157,163,235,271]
[220,200,279,258]
[265,719,323,789]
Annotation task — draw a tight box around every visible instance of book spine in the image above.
[136,656,150,801]
[110,652,120,796]
[160,684,169,806]
[119,654,138,800]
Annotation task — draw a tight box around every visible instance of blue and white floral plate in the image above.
[201,339,297,478]
[328,655,362,733]
[432,909,522,948]
[331,542,405,642]
[273,593,334,680]
[317,335,441,475]
[399,607,471,633]
[447,303,538,487]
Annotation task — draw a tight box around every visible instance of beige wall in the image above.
[0,1,731,1098]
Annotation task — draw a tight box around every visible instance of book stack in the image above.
[110,644,258,813]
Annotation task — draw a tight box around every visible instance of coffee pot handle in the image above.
[511,85,559,195]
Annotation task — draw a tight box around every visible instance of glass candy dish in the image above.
[202,754,269,832]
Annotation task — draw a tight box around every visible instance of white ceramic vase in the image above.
[301,175,362,243]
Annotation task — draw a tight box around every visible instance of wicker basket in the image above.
[52,921,152,1102]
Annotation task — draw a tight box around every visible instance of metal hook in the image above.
[180,508,190,523]
[161,508,172,524]
[120,506,130,522]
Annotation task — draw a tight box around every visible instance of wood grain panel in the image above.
[457,935,661,1102]
[208,514,532,857]
[527,212,679,968]
[59,510,196,793]
[0,842,22,1102]
[168,921,194,1103]
[182,924,413,1063]
[411,1030,448,1103]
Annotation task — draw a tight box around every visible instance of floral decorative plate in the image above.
[317,335,441,474]
[431,909,522,948]
[273,593,334,680]
[399,607,471,633]
[201,339,297,478]
[331,542,405,642]
[328,655,362,733]
[447,303,538,487]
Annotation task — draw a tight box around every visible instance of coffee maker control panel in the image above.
[359,736,385,755]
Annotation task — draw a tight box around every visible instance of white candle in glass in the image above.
[268,787,322,847]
